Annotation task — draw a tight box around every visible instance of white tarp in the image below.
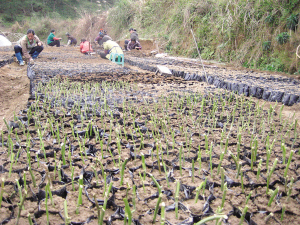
[0,35,12,46]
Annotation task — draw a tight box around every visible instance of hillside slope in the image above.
[108,0,300,74]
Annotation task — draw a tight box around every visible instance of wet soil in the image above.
[0,45,300,225]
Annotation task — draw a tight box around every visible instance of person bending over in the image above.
[47,30,62,47]
[66,33,77,46]
[100,40,123,60]
[127,38,142,51]
[14,29,44,66]
[80,39,93,54]
[94,33,112,46]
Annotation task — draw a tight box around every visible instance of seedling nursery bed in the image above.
[0,47,300,225]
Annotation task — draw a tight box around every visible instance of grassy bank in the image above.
[108,0,300,74]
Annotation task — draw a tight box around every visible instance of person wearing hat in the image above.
[47,29,62,47]
[14,29,44,66]
[124,28,139,50]
[94,30,112,46]
[66,33,77,46]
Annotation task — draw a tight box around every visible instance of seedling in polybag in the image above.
[120,158,128,186]
[267,158,278,194]
[152,193,162,223]
[268,186,279,207]
[99,182,113,224]
[194,214,228,225]
[175,180,180,219]
[284,150,294,178]
[64,199,71,225]
[239,205,248,225]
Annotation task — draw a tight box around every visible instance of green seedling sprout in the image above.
[267,158,278,194]
[0,178,4,208]
[281,205,286,221]
[175,180,180,219]
[228,151,238,168]
[160,202,166,225]
[99,182,113,224]
[241,170,244,193]
[64,199,71,225]
[286,177,294,202]
[76,184,83,214]
[257,159,262,181]
[221,182,227,209]
[120,159,128,186]
[251,147,255,171]
[58,160,62,182]
[16,190,27,225]
[138,172,146,193]
[194,214,228,225]
[23,172,27,193]
[28,213,33,225]
[268,186,279,207]
[236,162,242,179]
[94,194,101,225]
[281,143,286,164]
[162,162,169,188]
[152,193,162,224]
[46,182,54,207]
[217,151,225,175]
[245,191,252,205]
[239,205,248,225]
[8,152,14,178]
[150,174,162,195]
[221,167,225,192]
[37,129,46,160]
[29,167,36,187]
[194,182,204,203]
[132,185,136,211]
[123,198,133,225]
[92,166,99,186]
[284,150,294,178]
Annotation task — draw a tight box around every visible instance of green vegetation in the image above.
[108,0,300,74]
[0,0,105,23]
[2,0,300,74]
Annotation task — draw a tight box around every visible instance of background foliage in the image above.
[108,0,300,74]
[1,0,300,74]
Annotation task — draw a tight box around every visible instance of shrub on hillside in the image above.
[276,32,290,45]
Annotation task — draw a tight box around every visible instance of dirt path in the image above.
[0,63,30,130]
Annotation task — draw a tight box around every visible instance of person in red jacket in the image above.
[80,39,93,54]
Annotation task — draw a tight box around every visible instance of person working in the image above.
[66,33,77,46]
[127,38,142,51]
[47,30,62,47]
[14,29,44,66]
[100,39,123,60]
[124,28,139,50]
[80,39,93,54]
[94,33,112,46]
